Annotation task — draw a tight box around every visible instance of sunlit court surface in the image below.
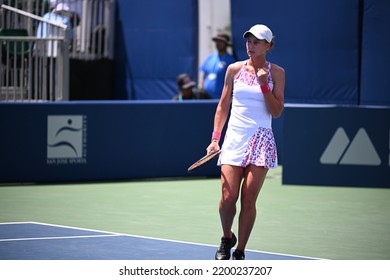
[0,167,389,261]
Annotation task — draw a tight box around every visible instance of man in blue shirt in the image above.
[36,3,75,56]
[199,33,236,99]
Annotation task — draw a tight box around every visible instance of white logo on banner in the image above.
[320,127,381,166]
[47,115,87,165]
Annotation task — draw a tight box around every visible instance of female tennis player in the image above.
[207,24,285,260]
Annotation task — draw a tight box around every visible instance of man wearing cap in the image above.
[199,33,236,99]
[172,73,197,101]
[173,73,211,100]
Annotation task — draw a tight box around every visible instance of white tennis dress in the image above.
[218,61,278,169]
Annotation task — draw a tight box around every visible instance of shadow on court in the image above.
[0,222,314,260]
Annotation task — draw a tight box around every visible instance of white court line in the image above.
[0,221,321,260]
[0,234,125,242]
[0,221,32,225]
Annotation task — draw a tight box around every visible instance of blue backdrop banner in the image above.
[0,101,285,183]
[360,0,390,105]
[114,0,198,100]
[0,101,219,183]
[283,106,390,188]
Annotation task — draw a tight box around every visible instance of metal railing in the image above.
[0,0,116,60]
[0,0,115,101]
[1,4,69,101]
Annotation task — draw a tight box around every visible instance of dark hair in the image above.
[268,37,275,53]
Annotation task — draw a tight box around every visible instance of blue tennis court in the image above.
[0,222,315,260]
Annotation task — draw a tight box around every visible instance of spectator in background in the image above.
[36,3,74,52]
[34,3,74,98]
[173,73,210,101]
[199,33,236,99]
[48,0,82,53]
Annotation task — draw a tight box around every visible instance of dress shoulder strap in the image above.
[235,60,248,80]
[267,62,273,83]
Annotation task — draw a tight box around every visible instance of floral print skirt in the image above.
[218,127,278,169]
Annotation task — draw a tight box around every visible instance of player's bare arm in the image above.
[265,63,285,118]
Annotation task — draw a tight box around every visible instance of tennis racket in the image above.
[187,149,221,173]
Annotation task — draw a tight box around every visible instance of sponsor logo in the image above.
[320,127,381,166]
[47,115,87,165]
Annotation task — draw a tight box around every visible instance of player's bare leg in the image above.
[215,165,243,260]
[234,165,267,260]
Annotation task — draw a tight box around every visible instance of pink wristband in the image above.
[212,131,221,141]
[260,83,271,94]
